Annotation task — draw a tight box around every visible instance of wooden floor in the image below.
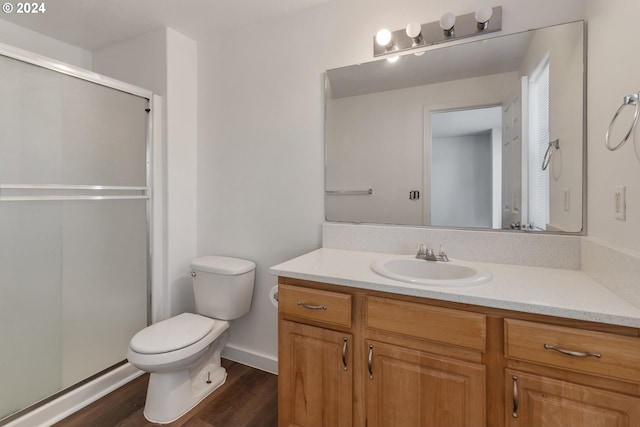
[54,359,278,427]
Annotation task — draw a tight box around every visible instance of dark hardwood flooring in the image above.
[53,359,277,427]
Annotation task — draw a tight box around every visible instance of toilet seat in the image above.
[130,313,215,354]
[127,314,230,371]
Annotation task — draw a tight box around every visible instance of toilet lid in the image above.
[191,256,256,275]
[130,313,215,354]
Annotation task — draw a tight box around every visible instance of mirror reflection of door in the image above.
[430,107,502,229]
[502,84,524,230]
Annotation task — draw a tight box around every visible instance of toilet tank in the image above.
[190,256,256,320]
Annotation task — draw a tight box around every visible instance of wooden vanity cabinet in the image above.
[365,295,487,427]
[505,370,640,427]
[279,320,353,427]
[504,318,640,426]
[278,284,354,427]
[278,279,488,427]
[278,278,640,427]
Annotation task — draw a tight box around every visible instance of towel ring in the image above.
[541,139,559,171]
[605,93,639,151]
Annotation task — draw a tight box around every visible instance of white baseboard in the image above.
[4,363,143,427]
[222,344,278,375]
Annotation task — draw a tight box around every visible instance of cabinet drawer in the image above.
[505,318,640,382]
[366,296,486,352]
[279,284,351,328]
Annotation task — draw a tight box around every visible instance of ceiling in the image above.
[1,0,335,50]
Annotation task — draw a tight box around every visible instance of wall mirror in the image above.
[325,20,584,233]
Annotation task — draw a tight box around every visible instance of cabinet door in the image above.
[278,320,352,427]
[366,340,485,427]
[507,370,640,427]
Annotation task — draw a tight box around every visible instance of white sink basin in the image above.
[371,255,492,287]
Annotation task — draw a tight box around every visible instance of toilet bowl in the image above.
[127,256,256,424]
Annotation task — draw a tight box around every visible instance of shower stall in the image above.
[0,44,152,423]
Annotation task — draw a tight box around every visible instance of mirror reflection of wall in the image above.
[430,107,502,229]
[325,20,584,233]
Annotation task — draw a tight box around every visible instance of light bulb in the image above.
[439,12,456,33]
[405,22,423,46]
[475,8,493,24]
[475,8,493,30]
[375,29,393,48]
[405,22,422,39]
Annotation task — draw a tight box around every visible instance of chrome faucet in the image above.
[416,243,449,262]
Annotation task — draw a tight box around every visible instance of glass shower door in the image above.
[0,52,150,421]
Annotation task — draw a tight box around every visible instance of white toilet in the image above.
[127,255,256,424]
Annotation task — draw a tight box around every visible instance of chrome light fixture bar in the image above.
[373,6,502,57]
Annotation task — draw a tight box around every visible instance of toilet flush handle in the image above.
[189,271,197,277]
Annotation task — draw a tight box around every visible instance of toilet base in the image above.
[143,366,227,424]
[141,332,229,424]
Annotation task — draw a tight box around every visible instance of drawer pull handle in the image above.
[368,344,374,380]
[297,301,327,310]
[342,337,348,371]
[512,375,519,418]
[543,343,601,358]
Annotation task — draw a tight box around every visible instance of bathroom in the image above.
[0,0,639,425]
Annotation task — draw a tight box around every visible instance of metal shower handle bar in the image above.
[605,92,640,151]
[541,139,560,171]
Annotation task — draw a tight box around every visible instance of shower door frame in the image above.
[0,41,154,424]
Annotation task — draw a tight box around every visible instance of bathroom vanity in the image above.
[272,248,640,427]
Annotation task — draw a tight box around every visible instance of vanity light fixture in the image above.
[373,6,502,58]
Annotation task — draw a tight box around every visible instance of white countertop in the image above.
[270,248,640,328]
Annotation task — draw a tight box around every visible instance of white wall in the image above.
[586,0,640,252]
[432,134,493,228]
[0,18,91,68]
[197,0,586,371]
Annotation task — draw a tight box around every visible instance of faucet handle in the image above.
[438,244,449,262]
[416,243,427,258]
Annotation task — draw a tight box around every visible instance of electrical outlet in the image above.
[614,185,626,221]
